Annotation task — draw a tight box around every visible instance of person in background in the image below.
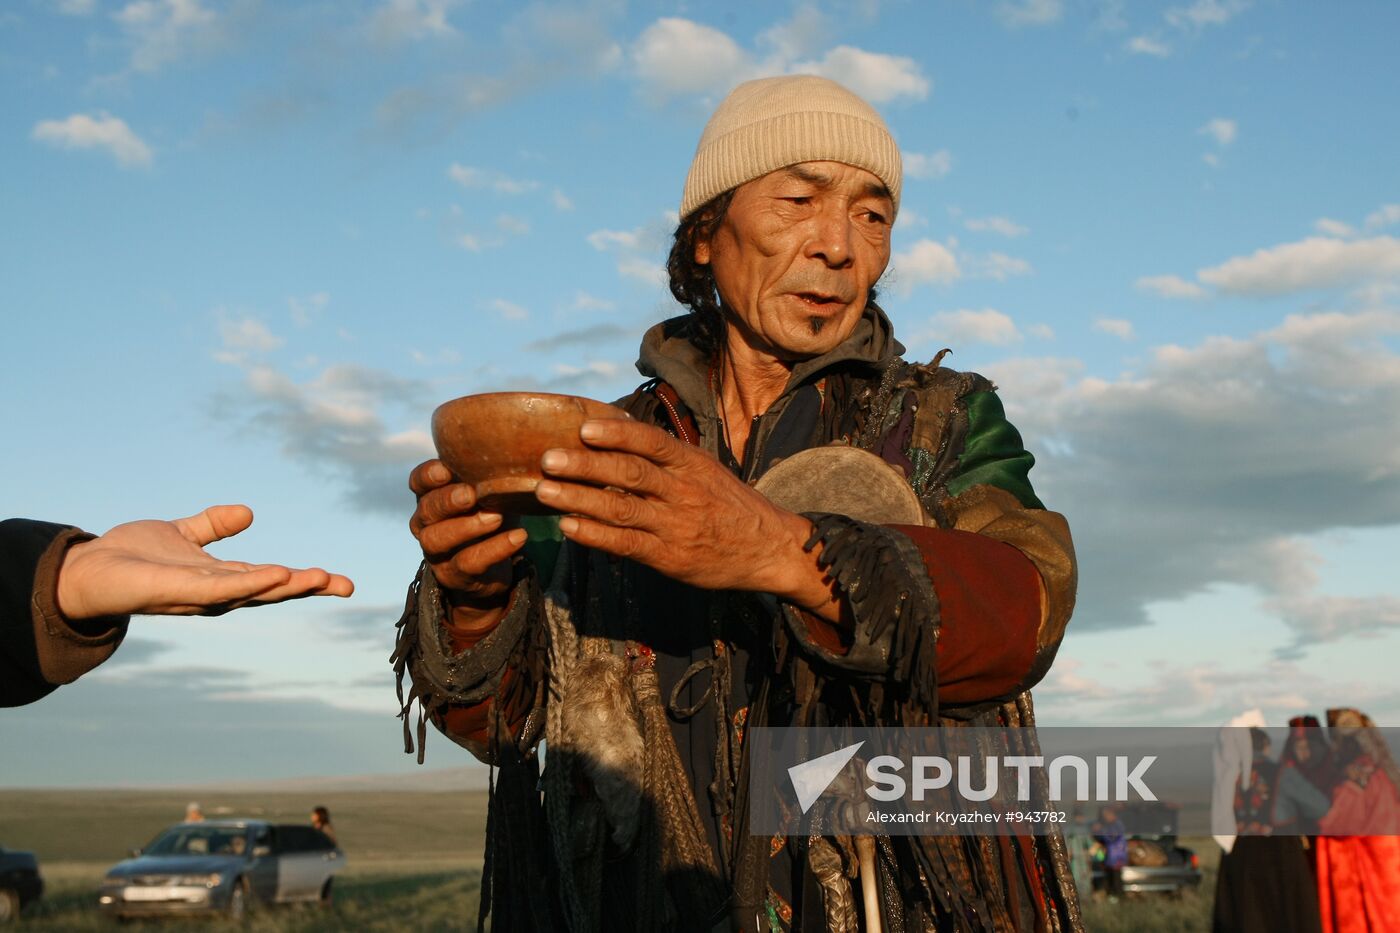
[1214,727,1325,933]
[1314,709,1400,933]
[1091,805,1128,901]
[1,504,354,707]
[184,802,205,823]
[310,806,335,844]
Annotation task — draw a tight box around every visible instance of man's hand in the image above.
[409,460,527,622]
[535,418,842,618]
[56,505,354,620]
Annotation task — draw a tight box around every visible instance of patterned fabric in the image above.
[394,307,1082,932]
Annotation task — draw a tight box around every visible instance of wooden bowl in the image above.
[431,392,628,515]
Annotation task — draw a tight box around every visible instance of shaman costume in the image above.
[393,304,1081,932]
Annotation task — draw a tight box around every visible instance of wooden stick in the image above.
[855,835,882,933]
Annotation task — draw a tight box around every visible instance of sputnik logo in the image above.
[788,741,865,813]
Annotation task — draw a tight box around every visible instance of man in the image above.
[396,76,1079,931]
[2,504,354,707]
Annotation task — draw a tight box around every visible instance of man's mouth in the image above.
[793,291,847,309]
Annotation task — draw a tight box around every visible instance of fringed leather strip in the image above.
[390,562,538,763]
[793,513,941,716]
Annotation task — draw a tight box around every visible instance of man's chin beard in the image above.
[807,315,827,336]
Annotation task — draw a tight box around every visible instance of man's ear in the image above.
[694,236,711,265]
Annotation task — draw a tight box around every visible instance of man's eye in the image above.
[784,196,811,205]
[863,210,888,225]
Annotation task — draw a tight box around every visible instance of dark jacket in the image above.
[1,519,129,707]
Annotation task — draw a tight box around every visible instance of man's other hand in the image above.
[56,505,354,620]
[536,419,841,617]
[409,459,526,615]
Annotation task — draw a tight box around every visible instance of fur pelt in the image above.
[560,651,644,848]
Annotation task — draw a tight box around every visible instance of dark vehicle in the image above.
[0,846,43,923]
[98,820,344,920]
[1090,801,1203,896]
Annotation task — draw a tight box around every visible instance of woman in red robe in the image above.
[1314,709,1400,933]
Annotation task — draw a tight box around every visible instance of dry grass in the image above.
[2,790,1218,930]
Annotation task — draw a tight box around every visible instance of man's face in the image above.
[696,161,894,361]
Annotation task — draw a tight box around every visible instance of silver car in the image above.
[98,820,344,919]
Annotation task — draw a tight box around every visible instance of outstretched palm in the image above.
[56,505,354,619]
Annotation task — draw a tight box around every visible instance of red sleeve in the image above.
[433,591,532,748]
[801,525,1043,705]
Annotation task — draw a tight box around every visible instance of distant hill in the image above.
[141,765,492,794]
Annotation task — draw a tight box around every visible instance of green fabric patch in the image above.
[519,514,563,586]
[945,390,1045,510]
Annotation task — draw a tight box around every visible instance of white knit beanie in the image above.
[680,75,902,219]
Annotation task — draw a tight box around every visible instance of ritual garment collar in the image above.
[634,303,904,419]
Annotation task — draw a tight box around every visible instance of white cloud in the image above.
[922,308,1022,346]
[447,162,539,195]
[587,228,643,252]
[632,17,747,99]
[457,233,483,252]
[1316,218,1359,239]
[31,112,153,167]
[496,214,530,236]
[1136,274,1206,299]
[1365,204,1400,231]
[287,292,329,327]
[1028,323,1056,340]
[792,45,929,103]
[1199,117,1238,147]
[491,299,529,321]
[552,360,619,380]
[1198,236,1400,296]
[891,240,960,292]
[1095,318,1136,340]
[630,15,929,105]
[113,0,222,74]
[996,0,1064,28]
[617,256,667,287]
[586,214,673,288]
[992,306,1400,645]
[905,149,952,180]
[571,291,616,312]
[552,188,574,212]
[56,0,97,14]
[213,360,433,514]
[971,251,1033,281]
[365,0,459,45]
[1166,0,1251,30]
[1126,35,1171,57]
[965,215,1028,237]
[216,315,282,356]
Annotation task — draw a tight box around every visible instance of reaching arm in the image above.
[3,506,353,708]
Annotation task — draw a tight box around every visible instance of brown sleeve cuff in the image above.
[890,525,1042,705]
[32,528,129,686]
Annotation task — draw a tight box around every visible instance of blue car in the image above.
[98,820,344,919]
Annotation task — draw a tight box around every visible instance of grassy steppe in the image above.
[1,789,1215,931]
[1,789,487,931]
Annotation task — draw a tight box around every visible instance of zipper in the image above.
[653,382,697,446]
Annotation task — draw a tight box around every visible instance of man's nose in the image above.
[804,207,854,268]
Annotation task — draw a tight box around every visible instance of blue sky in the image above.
[3,0,1399,786]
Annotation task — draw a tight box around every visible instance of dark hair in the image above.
[312,806,331,825]
[1250,727,1272,755]
[665,186,883,356]
[666,189,735,356]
